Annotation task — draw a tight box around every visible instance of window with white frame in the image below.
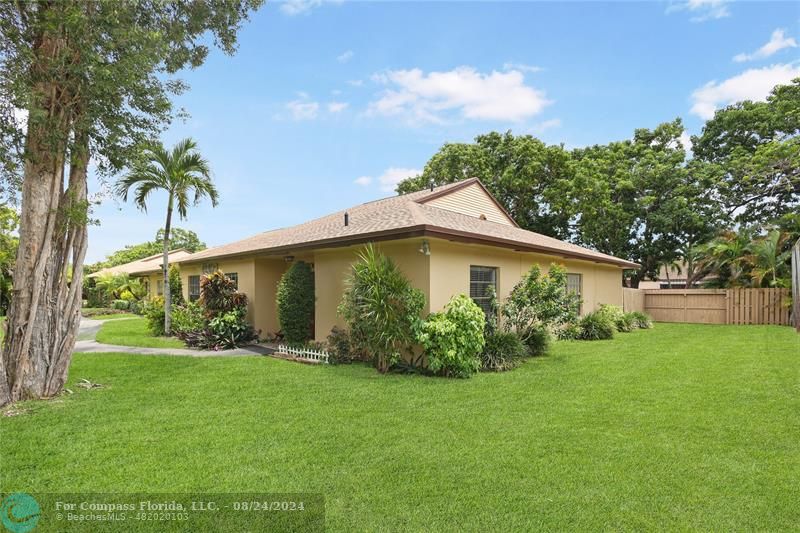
[225,272,238,289]
[156,279,164,295]
[566,273,582,312]
[470,266,497,318]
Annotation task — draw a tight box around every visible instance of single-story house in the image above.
[87,249,193,297]
[176,179,638,340]
[638,262,716,289]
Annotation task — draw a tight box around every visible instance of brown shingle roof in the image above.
[184,179,639,268]
[87,249,193,278]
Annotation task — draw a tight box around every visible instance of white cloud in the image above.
[503,62,543,74]
[337,50,354,63]
[734,29,797,62]
[327,101,349,113]
[286,99,319,120]
[368,66,551,123]
[280,0,340,15]
[690,63,800,119]
[356,167,422,192]
[347,79,364,87]
[531,118,562,133]
[667,0,731,22]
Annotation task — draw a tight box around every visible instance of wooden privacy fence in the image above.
[623,288,792,326]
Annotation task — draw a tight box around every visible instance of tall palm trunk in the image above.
[162,194,173,335]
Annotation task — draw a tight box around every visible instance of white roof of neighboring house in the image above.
[87,249,193,278]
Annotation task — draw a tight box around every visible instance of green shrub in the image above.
[501,264,582,334]
[169,265,184,306]
[523,324,551,356]
[630,311,653,329]
[143,296,166,336]
[616,312,636,333]
[418,294,485,378]
[338,244,425,373]
[481,331,525,372]
[129,301,142,315]
[554,322,581,340]
[326,326,354,365]
[81,307,128,318]
[277,261,316,345]
[597,304,625,330]
[172,302,205,336]
[111,299,130,310]
[578,311,615,340]
[180,307,258,350]
[200,271,247,318]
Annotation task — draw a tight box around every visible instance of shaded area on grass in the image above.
[94,316,184,349]
[2,324,799,530]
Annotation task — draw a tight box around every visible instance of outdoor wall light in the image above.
[284,255,295,262]
[419,240,431,256]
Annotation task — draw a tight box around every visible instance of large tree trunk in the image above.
[162,196,173,335]
[0,24,88,406]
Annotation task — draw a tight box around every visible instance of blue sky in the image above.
[86,0,800,262]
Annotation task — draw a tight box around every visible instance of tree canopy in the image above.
[86,227,206,274]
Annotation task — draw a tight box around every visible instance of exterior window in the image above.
[156,280,164,296]
[202,262,218,274]
[470,266,497,317]
[142,279,150,295]
[566,273,582,297]
[567,273,582,313]
[225,272,239,289]
[188,275,201,302]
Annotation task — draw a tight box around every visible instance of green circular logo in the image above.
[1,493,40,533]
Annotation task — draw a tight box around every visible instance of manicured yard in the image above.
[87,313,139,321]
[94,316,184,349]
[2,324,798,530]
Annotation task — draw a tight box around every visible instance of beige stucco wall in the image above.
[313,238,431,340]
[427,239,623,314]
[180,258,257,324]
[179,237,624,341]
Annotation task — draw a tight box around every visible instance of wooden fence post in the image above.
[792,238,800,332]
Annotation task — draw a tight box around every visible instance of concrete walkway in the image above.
[75,317,276,357]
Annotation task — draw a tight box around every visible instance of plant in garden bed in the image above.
[277,261,315,345]
[418,294,485,378]
[174,271,258,350]
[143,296,166,336]
[629,311,653,329]
[338,244,424,373]
[499,263,579,355]
[481,331,525,372]
[578,311,615,340]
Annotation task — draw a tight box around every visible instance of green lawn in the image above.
[86,313,139,321]
[94,316,184,349]
[2,324,798,530]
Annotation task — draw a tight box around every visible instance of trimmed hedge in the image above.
[276,261,315,345]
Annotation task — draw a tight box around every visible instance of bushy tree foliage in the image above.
[86,228,206,274]
[693,79,799,226]
[418,294,485,378]
[500,264,581,338]
[277,261,315,345]
[338,244,425,373]
[0,207,18,314]
[0,0,262,405]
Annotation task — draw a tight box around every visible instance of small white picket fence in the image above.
[276,344,329,364]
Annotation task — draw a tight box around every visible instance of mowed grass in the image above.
[94,316,184,349]
[2,324,799,531]
[87,313,139,321]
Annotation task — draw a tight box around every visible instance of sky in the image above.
[86,0,800,262]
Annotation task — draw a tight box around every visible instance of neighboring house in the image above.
[638,262,716,289]
[178,179,638,340]
[87,249,193,296]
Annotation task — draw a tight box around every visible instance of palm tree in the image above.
[744,230,792,287]
[116,138,218,334]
